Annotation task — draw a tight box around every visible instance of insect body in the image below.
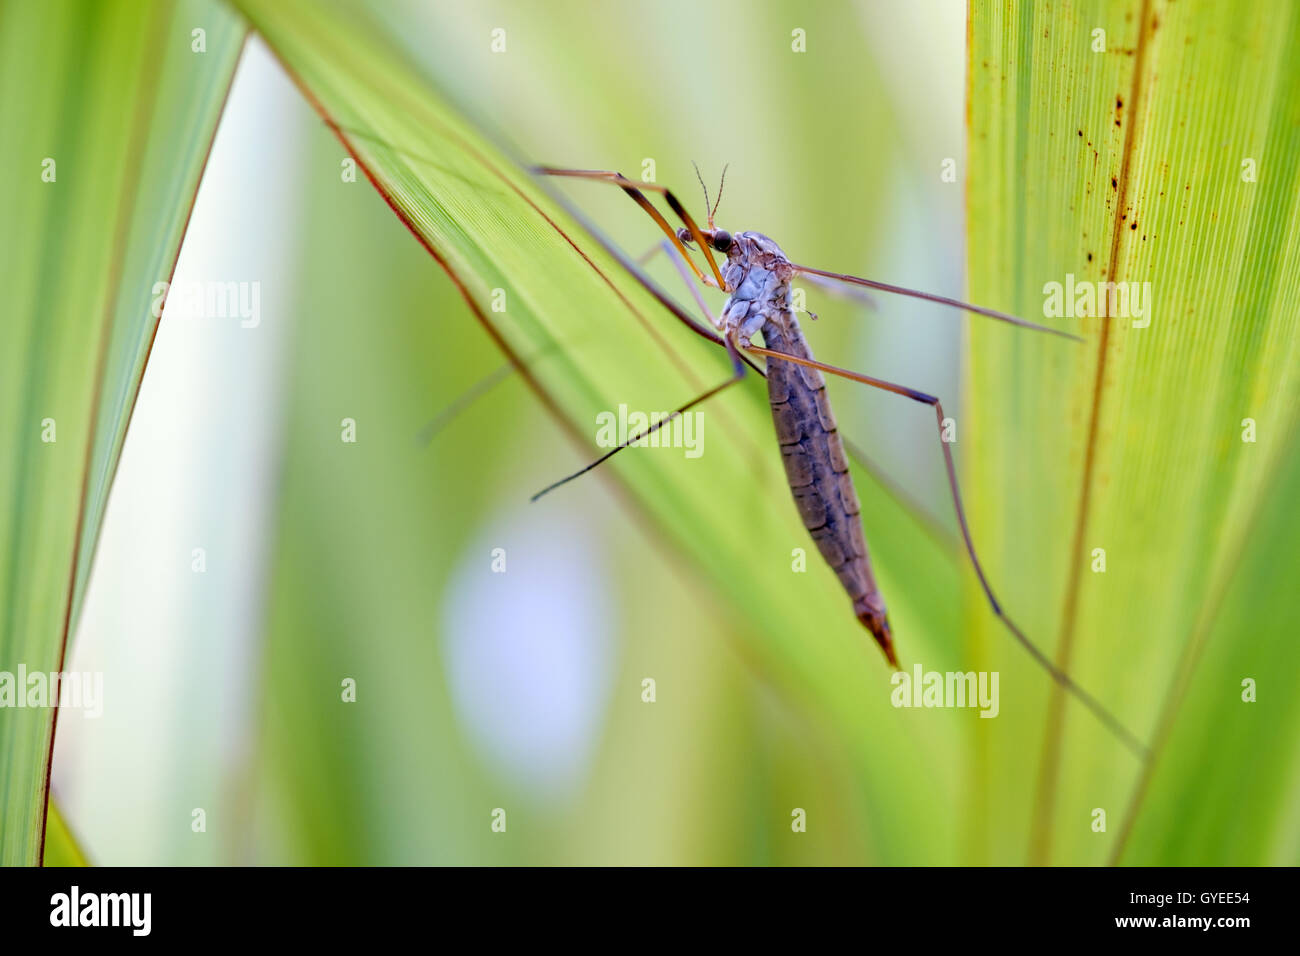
[716,231,895,664]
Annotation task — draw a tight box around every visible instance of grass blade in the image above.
[0,0,243,865]
[968,0,1300,864]
[42,798,88,867]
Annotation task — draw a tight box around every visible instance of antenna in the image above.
[691,161,712,227]
[712,163,729,222]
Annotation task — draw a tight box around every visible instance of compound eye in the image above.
[711,229,732,253]
[675,227,694,245]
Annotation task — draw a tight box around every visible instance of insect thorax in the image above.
[719,231,797,343]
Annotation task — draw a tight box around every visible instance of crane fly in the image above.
[524,164,1145,760]
[326,119,1144,759]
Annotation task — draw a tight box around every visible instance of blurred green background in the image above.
[25,0,1299,865]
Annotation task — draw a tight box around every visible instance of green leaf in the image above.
[968,0,1300,863]
[0,0,243,865]
[235,0,983,863]
[42,798,88,867]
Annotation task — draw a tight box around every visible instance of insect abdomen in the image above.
[762,315,897,666]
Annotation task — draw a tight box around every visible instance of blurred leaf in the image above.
[0,0,243,864]
[968,0,1300,863]
[42,798,88,867]
[235,0,993,863]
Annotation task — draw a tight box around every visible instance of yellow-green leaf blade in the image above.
[968,0,1300,864]
[42,798,89,867]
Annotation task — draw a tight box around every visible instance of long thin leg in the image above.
[416,362,516,446]
[744,342,1148,760]
[798,270,879,312]
[792,264,1082,342]
[536,167,728,291]
[651,239,717,328]
[415,242,748,470]
[532,336,748,502]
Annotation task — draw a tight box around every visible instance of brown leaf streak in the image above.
[1029,0,1156,865]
